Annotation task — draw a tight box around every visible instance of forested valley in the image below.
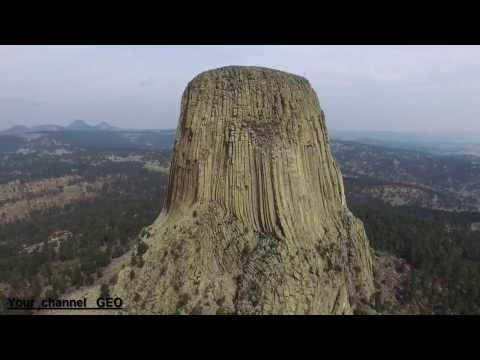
[2,133,480,314]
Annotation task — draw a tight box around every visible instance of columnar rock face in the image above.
[114,66,375,314]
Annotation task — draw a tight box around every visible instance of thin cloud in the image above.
[1,45,480,132]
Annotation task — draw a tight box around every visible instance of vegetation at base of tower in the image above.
[350,198,480,314]
[0,148,168,303]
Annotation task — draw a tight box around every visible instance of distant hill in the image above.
[94,121,116,131]
[1,121,119,134]
[31,124,64,132]
[2,125,30,134]
[66,120,93,130]
[330,129,480,156]
[0,127,176,153]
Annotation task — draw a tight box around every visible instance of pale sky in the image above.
[1,45,480,132]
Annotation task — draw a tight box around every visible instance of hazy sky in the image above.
[1,45,480,132]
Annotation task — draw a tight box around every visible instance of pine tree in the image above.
[100,283,110,298]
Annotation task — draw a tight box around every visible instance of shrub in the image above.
[190,303,203,315]
[216,296,225,307]
[176,293,190,309]
[130,253,137,266]
[137,240,148,256]
[109,274,118,286]
[100,283,110,298]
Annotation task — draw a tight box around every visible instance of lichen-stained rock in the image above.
[113,66,375,314]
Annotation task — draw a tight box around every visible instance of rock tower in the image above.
[114,66,375,314]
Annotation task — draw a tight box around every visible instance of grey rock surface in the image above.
[113,66,375,314]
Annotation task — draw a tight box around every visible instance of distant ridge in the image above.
[1,121,118,134]
[31,124,64,132]
[94,121,116,131]
[66,120,93,130]
[2,125,30,134]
